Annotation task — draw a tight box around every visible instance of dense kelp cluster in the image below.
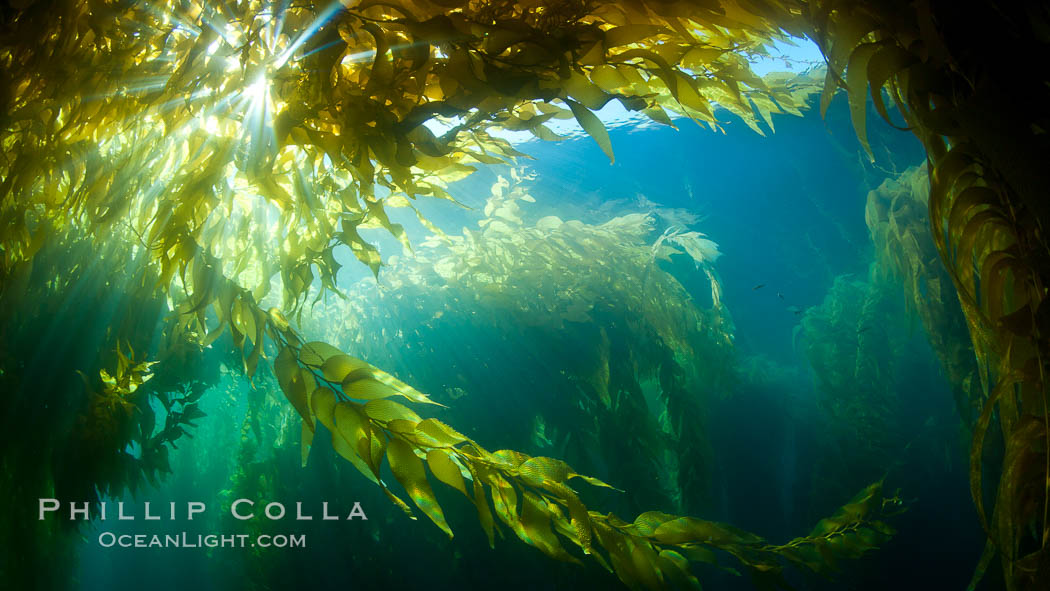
[307,174,733,515]
[799,276,904,470]
[865,165,983,427]
[2,0,1049,589]
[0,229,225,588]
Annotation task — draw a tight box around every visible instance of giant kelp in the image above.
[0,0,817,317]
[799,276,904,469]
[2,0,1041,589]
[268,306,904,590]
[0,227,226,588]
[796,269,947,528]
[865,164,983,427]
[811,3,1050,586]
[305,173,733,515]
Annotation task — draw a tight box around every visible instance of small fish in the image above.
[787,305,802,315]
[752,284,765,290]
[777,292,784,300]
[857,326,871,334]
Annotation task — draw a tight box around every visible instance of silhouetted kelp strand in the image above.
[809,1,1050,583]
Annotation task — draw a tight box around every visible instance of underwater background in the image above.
[7,0,1050,587]
[4,76,980,591]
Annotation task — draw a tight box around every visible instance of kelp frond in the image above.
[269,306,902,590]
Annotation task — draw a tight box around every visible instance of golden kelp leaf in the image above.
[591,521,639,584]
[750,93,781,132]
[563,72,612,111]
[846,41,882,159]
[519,456,571,486]
[310,387,338,431]
[286,368,317,429]
[948,186,1000,234]
[334,401,369,445]
[535,102,573,119]
[231,297,255,342]
[566,99,614,163]
[331,429,379,485]
[299,341,343,367]
[368,425,388,470]
[519,456,619,491]
[343,377,401,400]
[680,545,719,565]
[623,536,665,590]
[642,104,677,128]
[519,492,581,563]
[364,367,443,406]
[383,486,417,520]
[529,123,564,142]
[590,64,629,93]
[631,511,678,537]
[565,494,594,555]
[416,418,468,447]
[819,14,874,117]
[672,71,713,120]
[652,517,753,545]
[471,468,496,548]
[387,437,453,538]
[542,480,594,554]
[866,43,915,127]
[604,24,669,48]
[971,379,1011,533]
[491,449,531,468]
[572,473,620,491]
[321,354,372,383]
[426,448,468,496]
[386,418,420,433]
[202,307,227,346]
[968,539,997,591]
[274,346,298,393]
[267,307,291,333]
[486,471,524,535]
[399,425,446,448]
[364,398,422,424]
[244,307,266,377]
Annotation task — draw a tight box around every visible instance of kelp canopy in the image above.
[2,0,1050,589]
[0,0,819,301]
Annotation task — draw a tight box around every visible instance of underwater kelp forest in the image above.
[2,0,1049,589]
